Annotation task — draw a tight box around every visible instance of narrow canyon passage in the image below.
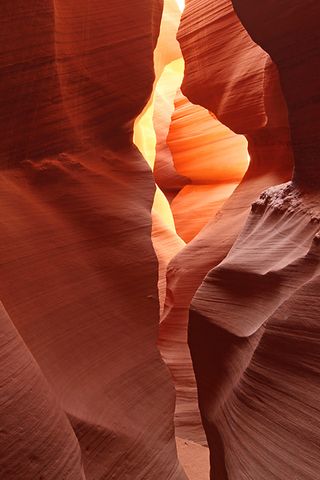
[136,0,320,478]
[1,1,320,480]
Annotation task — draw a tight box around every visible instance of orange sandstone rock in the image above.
[175,0,320,478]
[160,0,293,447]
[0,1,187,479]
[167,90,248,241]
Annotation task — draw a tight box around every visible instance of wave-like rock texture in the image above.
[0,1,187,479]
[161,0,293,446]
[167,91,248,242]
[158,90,248,443]
[191,276,320,480]
[177,0,320,478]
[153,59,188,204]
[2,1,319,479]
[134,0,186,315]
[178,0,268,132]
[0,303,85,479]
[232,0,320,188]
[190,185,320,479]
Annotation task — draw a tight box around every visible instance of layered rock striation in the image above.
[1,1,319,479]
[174,0,320,478]
[0,1,187,479]
[160,0,293,447]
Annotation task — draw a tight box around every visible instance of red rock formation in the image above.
[179,0,268,133]
[175,0,320,478]
[160,0,293,447]
[2,1,319,479]
[176,438,210,480]
[0,303,84,479]
[190,187,320,478]
[190,272,320,479]
[167,91,248,242]
[153,59,189,204]
[232,0,320,188]
[0,1,187,478]
[134,0,186,315]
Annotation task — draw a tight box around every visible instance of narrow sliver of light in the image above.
[176,0,185,12]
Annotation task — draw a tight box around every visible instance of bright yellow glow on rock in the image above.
[133,60,185,231]
[134,0,184,232]
[175,0,185,12]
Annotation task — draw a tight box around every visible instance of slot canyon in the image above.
[1,1,319,479]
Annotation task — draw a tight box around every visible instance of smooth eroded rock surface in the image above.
[0,1,187,479]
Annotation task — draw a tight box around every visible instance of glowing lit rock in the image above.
[167,89,248,241]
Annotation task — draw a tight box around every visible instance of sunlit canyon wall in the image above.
[1,1,320,480]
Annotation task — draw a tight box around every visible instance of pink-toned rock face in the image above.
[0,1,187,479]
[133,0,190,318]
[174,1,320,479]
[167,90,248,242]
[190,185,320,479]
[1,1,162,165]
[153,60,189,203]
[232,0,320,186]
[178,0,268,133]
[2,1,320,479]
[0,303,85,479]
[158,0,293,448]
